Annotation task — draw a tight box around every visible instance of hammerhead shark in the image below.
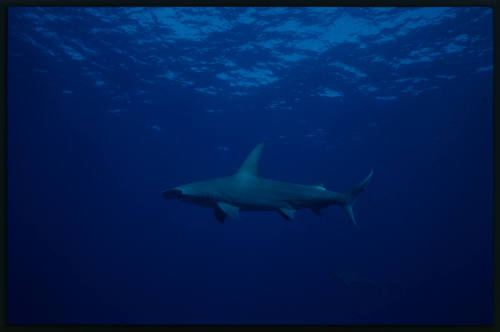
[162,143,373,227]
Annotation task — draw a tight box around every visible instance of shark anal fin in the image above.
[214,206,226,223]
[310,207,322,216]
[278,208,296,220]
[217,202,240,220]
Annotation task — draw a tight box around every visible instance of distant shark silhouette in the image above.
[332,271,381,290]
[162,142,373,227]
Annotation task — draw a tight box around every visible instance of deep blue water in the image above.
[7,7,493,325]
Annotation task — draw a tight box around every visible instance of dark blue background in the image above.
[7,7,493,324]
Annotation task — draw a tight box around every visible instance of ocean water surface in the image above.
[7,7,493,324]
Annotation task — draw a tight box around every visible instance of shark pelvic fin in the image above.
[214,206,227,223]
[217,202,240,220]
[236,142,265,177]
[278,208,296,220]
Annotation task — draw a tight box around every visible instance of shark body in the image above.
[162,142,373,227]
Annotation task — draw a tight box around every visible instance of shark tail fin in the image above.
[342,170,373,229]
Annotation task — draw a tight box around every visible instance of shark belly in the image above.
[222,178,332,212]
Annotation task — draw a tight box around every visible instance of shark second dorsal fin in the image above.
[314,182,326,190]
[236,142,265,177]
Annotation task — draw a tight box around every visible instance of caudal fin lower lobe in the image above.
[343,170,374,228]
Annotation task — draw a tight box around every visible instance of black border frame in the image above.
[0,0,497,330]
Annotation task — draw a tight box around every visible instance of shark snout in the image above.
[162,188,184,199]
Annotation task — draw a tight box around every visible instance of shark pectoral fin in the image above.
[214,206,226,223]
[216,202,240,220]
[278,208,296,220]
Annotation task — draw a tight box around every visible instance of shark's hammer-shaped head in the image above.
[162,180,219,207]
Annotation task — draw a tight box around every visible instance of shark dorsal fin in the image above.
[236,142,265,177]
